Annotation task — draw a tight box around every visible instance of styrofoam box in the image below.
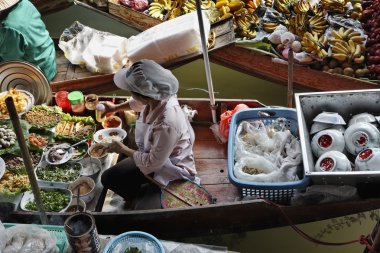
[295,89,380,185]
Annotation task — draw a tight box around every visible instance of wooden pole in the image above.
[287,49,294,108]
[369,220,380,253]
[5,97,48,225]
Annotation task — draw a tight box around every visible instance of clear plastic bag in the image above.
[4,225,58,253]
[58,21,128,74]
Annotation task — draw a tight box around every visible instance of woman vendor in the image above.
[101,59,199,208]
[0,0,57,81]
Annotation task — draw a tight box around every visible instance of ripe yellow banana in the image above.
[354,55,365,64]
[331,53,347,62]
[216,0,229,8]
[353,44,362,58]
[350,36,366,43]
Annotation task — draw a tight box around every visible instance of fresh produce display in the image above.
[25,189,70,212]
[3,152,42,172]
[55,121,94,140]
[28,133,48,148]
[128,0,378,81]
[0,124,16,149]
[36,162,81,183]
[23,105,63,128]
[0,88,29,119]
[0,172,29,196]
[361,0,380,79]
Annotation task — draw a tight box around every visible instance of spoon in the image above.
[76,187,80,212]
[63,139,88,151]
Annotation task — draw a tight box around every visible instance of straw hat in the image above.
[0,0,20,11]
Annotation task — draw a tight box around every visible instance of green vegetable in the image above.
[124,247,142,253]
[36,163,81,183]
[25,189,70,212]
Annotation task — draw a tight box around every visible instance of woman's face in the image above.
[131,92,150,105]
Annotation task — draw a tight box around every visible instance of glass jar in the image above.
[68,91,86,115]
[55,91,71,113]
[85,94,98,111]
[95,103,106,123]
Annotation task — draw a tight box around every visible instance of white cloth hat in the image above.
[113,59,179,100]
[0,0,19,11]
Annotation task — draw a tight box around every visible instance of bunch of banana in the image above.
[301,32,328,59]
[274,0,292,15]
[321,0,347,12]
[349,3,363,20]
[235,9,259,39]
[149,0,182,20]
[329,27,366,63]
[308,14,329,35]
[288,13,307,37]
[331,27,366,43]
[245,0,260,14]
[265,0,273,7]
[291,0,310,14]
[182,0,215,14]
[208,31,216,49]
[262,22,279,33]
[214,0,234,20]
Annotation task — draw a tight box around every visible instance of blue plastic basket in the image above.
[103,231,164,253]
[227,108,310,204]
[4,223,68,253]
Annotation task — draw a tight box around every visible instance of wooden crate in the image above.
[108,0,162,31]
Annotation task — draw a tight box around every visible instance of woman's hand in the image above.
[108,140,136,157]
[100,101,117,117]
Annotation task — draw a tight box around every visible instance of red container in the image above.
[55,91,71,113]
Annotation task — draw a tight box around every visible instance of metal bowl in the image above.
[313,112,346,125]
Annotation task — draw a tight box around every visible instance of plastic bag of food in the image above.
[4,225,58,253]
[0,220,6,251]
[58,21,128,74]
[126,11,210,64]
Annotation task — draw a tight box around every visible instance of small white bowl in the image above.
[313,112,346,125]
[88,143,109,165]
[93,128,127,145]
[311,129,346,158]
[79,157,102,181]
[0,157,4,180]
[68,176,96,204]
[310,122,334,135]
[355,148,380,171]
[344,122,380,155]
[348,113,376,126]
[315,151,352,172]
[102,115,122,129]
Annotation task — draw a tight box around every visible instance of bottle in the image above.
[85,94,98,111]
[68,91,85,115]
[95,103,106,123]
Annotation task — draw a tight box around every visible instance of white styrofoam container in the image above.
[295,89,380,185]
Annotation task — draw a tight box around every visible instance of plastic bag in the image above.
[3,225,58,253]
[233,120,302,183]
[219,104,249,140]
[0,220,6,251]
[58,21,128,74]
[291,185,358,205]
[126,11,210,64]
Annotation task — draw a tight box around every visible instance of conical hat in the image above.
[0,0,20,11]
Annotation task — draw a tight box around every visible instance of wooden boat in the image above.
[2,95,380,240]
[42,1,380,94]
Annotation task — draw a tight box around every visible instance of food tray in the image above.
[19,187,72,213]
[103,231,164,253]
[295,89,380,185]
[227,108,310,204]
[35,160,82,188]
[4,223,68,253]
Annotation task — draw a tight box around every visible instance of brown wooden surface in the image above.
[32,0,73,15]
[210,44,379,92]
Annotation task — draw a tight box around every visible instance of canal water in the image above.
[42,6,377,253]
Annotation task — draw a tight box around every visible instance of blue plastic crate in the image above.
[227,108,310,204]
